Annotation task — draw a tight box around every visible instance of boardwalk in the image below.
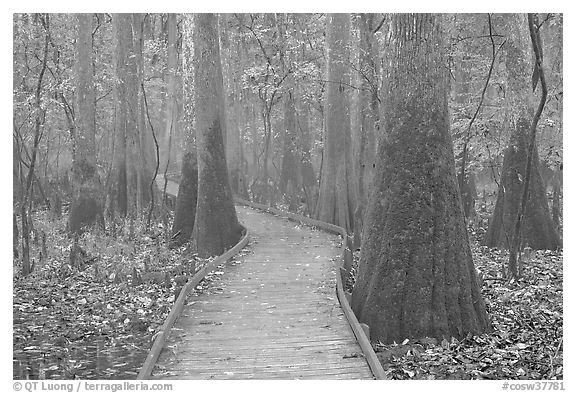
[155,174,179,198]
[152,205,374,379]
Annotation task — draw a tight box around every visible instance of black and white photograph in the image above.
[12,10,563,385]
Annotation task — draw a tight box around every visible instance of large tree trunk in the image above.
[133,13,155,211]
[220,13,244,196]
[277,14,299,209]
[484,14,559,251]
[314,13,356,233]
[296,95,317,216]
[357,13,379,206]
[68,13,103,234]
[293,23,317,215]
[112,14,136,218]
[193,14,243,257]
[351,14,491,344]
[171,15,198,246]
[354,13,380,247]
[484,127,559,250]
[279,89,299,211]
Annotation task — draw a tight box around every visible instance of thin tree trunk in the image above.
[20,15,49,275]
[508,14,552,278]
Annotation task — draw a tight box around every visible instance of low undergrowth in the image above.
[13,210,212,379]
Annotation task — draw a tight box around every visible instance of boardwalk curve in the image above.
[151,205,374,379]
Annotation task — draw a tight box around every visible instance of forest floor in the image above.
[12,209,220,379]
[13,208,563,380]
[361,226,563,380]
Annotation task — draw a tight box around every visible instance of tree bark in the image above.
[351,14,491,344]
[162,13,178,174]
[277,14,299,209]
[357,13,379,206]
[193,14,243,257]
[314,13,356,233]
[220,13,244,196]
[484,14,559,251]
[293,19,317,215]
[171,14,198,246]
[68,13,103,234]
[552,169,561,230]
[112,14,133,218]
[355,13,380,246]
[133,13,155,211]
[20,14,49,275]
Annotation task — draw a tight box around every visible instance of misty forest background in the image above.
[13,13,562,380]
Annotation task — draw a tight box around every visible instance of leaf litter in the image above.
[13,210,221,379]
[357,228,563,380]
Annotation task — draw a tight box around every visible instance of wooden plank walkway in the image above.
[155,174,179,198]
[151,205,374,379]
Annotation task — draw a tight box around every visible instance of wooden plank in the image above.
[161,346,364,362]
[166,333,348,343]
[171,344,362,356]
[159,346,363,361]
[169,339,360,351]
[171,327,351,338]
[167,363,373,373]
[187,298,340,305]
[164,355,368,367]
[156,373,369,380]
[163,364,373,376]
[156,368,373,379]
[174,324,350,334]
[180,307,340,315]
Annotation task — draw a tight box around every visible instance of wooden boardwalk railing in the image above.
[141,178,384,379]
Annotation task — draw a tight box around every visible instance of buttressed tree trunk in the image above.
[351,14,491,344]
[193,13,243,257]
[484,14,559,251]
[68,13,103,233]
[315,13,356,233]
[171,14,198,246]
